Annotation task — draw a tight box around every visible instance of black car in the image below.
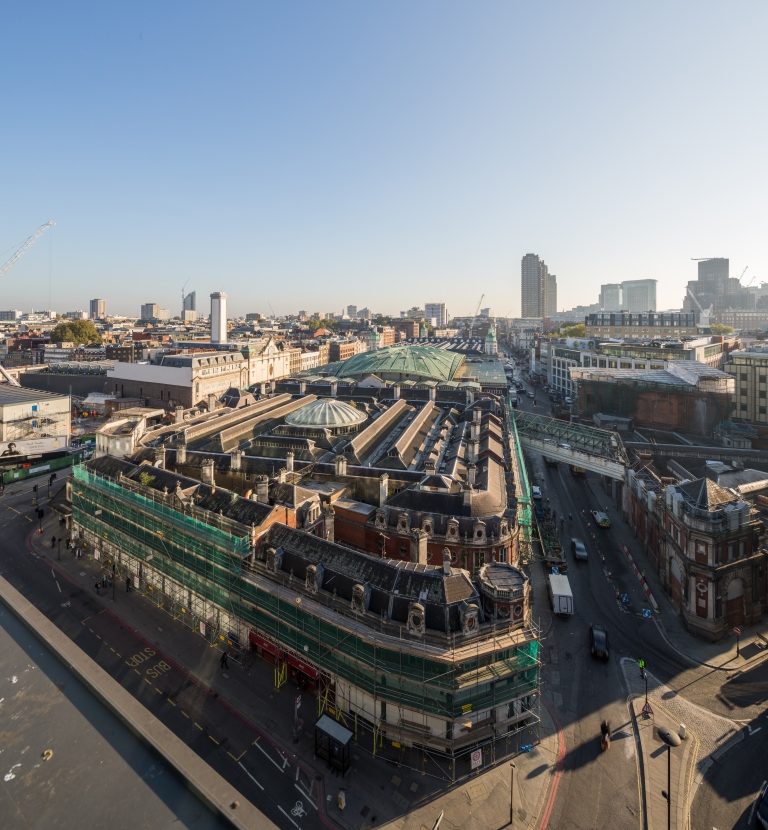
[589,624,609,660]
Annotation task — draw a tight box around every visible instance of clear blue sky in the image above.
[3,2,767,318]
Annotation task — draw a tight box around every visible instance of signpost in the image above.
[733,626,742,657]
[470,748,482,770]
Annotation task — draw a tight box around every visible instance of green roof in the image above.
[332,345,465,383]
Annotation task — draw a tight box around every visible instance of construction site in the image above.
[67,348,543,781]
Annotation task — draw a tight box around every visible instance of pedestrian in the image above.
[51,535,57,549]
[220,651,229,670]
[126,576,132,592]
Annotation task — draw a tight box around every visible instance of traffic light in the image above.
[32,484,38,493]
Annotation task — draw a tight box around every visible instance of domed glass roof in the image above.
[331,345,465,382]
[285,398,368,429]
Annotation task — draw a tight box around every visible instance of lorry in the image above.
[548,573,574,616]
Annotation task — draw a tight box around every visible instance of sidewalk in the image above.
[589,479,768,671]
[630,697,696,830]
[620,655,739,830]
[30,503,563,830]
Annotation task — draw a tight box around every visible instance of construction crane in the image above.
[0,220,55,279]
[685,285,712,326]
[468,293,485,340]
[690,256,723,261]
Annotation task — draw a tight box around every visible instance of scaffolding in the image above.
[70,462,542,782]
[506,396,533,565]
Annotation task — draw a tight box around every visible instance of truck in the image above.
[548,573,574,616]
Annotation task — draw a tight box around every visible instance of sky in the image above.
[2,2,767,319]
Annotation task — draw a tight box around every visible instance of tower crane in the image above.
[0,220,55,279]
[468,293,485,339]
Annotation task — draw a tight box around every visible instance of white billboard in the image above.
[0,437,68,458]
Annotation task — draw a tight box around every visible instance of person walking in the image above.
[220,651,229,671]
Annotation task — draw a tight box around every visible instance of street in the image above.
[513,372,768,830]
[0,480,324,830]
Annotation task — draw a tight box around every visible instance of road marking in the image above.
[748,782,766,825]
[253,740,284,772]
[278,806,301,829]
[181,710,190,719]
[167,698,176,706]
[238,761,265,791]
[208,735,220,745]
[747,724,762,736]
[55,580,61,593]
[295,782,317,810]
[193,721,203,731]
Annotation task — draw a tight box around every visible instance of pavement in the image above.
[16,484,565,830]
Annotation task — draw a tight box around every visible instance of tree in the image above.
[709,323,734,335]
[49,319,102,345]
[560,323,586,338]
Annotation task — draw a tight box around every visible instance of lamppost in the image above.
[509,761,516,827]
[658,726,681,830]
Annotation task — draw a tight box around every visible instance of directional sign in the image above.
[621,592,630,604]
[733,627,742,637]
[519,743,534,753]
[551,566,560,575]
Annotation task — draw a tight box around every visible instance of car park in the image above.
[591,510,611,528]
[589,624,609,660]
[570,538,588,561]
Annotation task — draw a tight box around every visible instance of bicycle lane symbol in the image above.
[291,800,306,819]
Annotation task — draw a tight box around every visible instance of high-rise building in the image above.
[621,279,657,312]
[181,290,197,322]
[599,284,622,310]
[90,298,106,320]
[424,302,448,327]
[545,274,557,316]
[346,305,357,319]
[210,292,228,344]
[141,302,160,321]
[521,254,556,318]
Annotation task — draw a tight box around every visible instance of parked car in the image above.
[531,485,542,500]
[591,510,611,528]
[570,538,588,561]
[589,624,609,660]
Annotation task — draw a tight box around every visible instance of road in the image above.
[0,481,324,830]
[513,376,768,830]
[691,709,768,829]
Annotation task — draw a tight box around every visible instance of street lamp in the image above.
[509,761,516,827]
[658,726,681,830]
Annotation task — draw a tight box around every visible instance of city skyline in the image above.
[3,2,767,317]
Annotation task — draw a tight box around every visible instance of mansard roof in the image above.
[677,477,736,510]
